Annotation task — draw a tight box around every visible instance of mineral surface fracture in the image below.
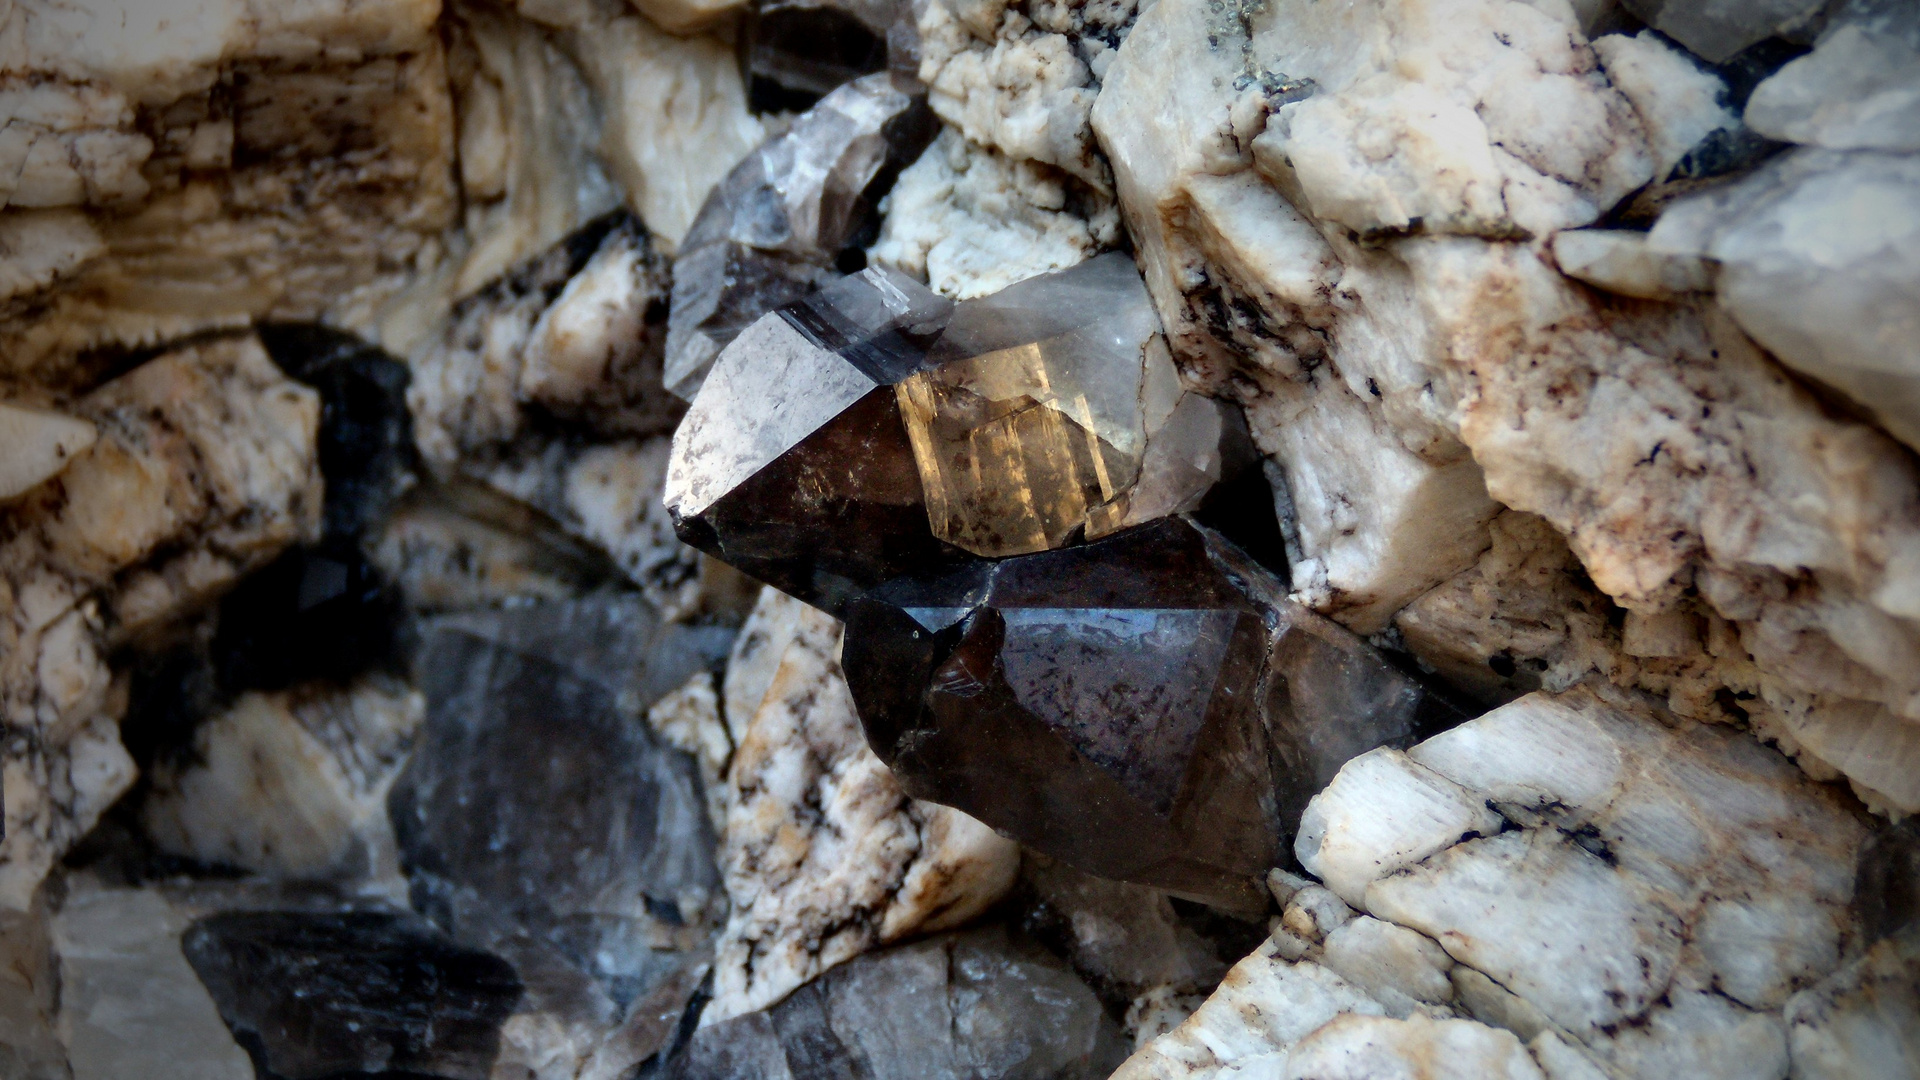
[842,518,1446,909]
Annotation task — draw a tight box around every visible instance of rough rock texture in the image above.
[1091,0,1920,813]
[0,0,458,388]
[142,676,423,885]
[1118,688,1880,1080]
[681,925,1128,1079]
[705,587,1019,1023]
[1,334,320,911]
[408,214,718,615]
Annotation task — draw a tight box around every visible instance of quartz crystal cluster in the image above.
[2,0,1919,1076]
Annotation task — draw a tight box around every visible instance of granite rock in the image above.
[705,587,1018,1024]
[0,0,457,387]
[1,335,320,911]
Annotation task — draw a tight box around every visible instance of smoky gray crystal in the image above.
[841,517,1457,910]
[665,74,935,400]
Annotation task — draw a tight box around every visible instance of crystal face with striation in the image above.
[841,517,1452,910]
[666,254,1252,610]
[898,252,1246,556]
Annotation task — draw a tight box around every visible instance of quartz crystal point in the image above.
[666,254,1251,611]
[665,74,935,399]
[841,517,1451,910]
[898,252,1242,556]
[665,266,967,614]
[182,910,523,1080]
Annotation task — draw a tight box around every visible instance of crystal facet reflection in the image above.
[898,252,1239,556]
[664,266,965,614]
[841,518,1450,909]
[665,253,1254,613]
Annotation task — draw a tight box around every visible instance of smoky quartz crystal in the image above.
[183,910,522,1080]
[841,517,1451,910]
[665,74,935,400]
[665,254,1252,612]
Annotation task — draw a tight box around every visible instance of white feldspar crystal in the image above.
[705,589,1019,1024]
[646,670,732,832]
[1550,228,1712,300]
[1318,918,1456,1017]
[1589,30,1739,178]
[1244,0,1653,241]
[1650,148,1920,455]
[1295,748,1502,909]
[914,0,1135,189]
[1282,1014,1547,1080]
[1300,690,1868,1073]
[1744,0,1920,153]
[871,128,1116,300]
[143,678,423,887]
[1111,937,1386,1080]
[51,880,253,1080]
[0,403,96,501]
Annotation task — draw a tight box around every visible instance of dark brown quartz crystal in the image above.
[664,75,935,399]
[665,266,969,615]
[182,910,522,1080]
[841,517,1455,910]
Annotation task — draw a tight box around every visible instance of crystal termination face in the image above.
[842,518,1445,909]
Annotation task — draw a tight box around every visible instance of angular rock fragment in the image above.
[183,909,522,1080]
[665,73,936,398]
[668,255,1248,609]
[0,894,64,1080]
[1650,148,1920,453]
[1550,229,1712,300]
[1296,689,1872,1075]
[1744,0,1920,152]
[1620,0,1827,64]
[54,881,255,1080]
[142,677,424,885]
[898,252,1248,556]
[741,0,904,110]
[707,588,1018,1022]
[870,128,1119,300]
[843,517,1448,908]
[681,926,1126,1079]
